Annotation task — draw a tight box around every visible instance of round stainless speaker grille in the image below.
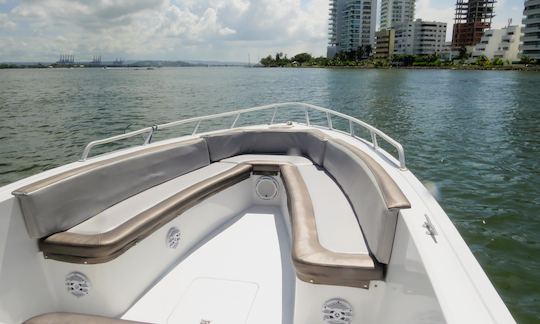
[255,176,279,200]
[65,272,90,297]
[322,298,353,324]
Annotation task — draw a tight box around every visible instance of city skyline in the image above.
[0,0,525,62]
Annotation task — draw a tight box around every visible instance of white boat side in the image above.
[0,103,515,324]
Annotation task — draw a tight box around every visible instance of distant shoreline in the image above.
[283,65,540,72]
[0,65,244,69]
[0,60,245,69]
[2,64,539,72]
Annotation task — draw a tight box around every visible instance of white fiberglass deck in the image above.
[123,206,295,324]
[0,103,517,324]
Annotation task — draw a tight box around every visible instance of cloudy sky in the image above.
[0,0,524,62]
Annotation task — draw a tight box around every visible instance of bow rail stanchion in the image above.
[80,102,407,170]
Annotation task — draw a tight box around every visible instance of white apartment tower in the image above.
[394,19,447,55]
[328,0,378,58]
[522,0,540,59]
[472,25,523,62]
[380,0,416,30]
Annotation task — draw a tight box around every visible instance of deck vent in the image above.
[65,272,90,297]
[255,176,279,200]
[322,298,353,324]
[167,227,181,249]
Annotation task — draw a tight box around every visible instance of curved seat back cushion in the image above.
[203,130,327,165]
[13,139,210,238]
[39,164,252,264]
[323,140,399,264]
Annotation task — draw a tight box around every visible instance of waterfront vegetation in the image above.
[259,51,539,70]
[0,63,50,69]
[1,55,538,70]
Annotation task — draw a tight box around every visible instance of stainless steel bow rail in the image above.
[80,102,407,170]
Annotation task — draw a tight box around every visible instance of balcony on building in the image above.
[523,17,540,25]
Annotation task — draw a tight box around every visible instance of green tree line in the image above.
[259,49,537,68]
[259,47,373,67]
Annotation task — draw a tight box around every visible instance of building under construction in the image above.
[451,0,496,48]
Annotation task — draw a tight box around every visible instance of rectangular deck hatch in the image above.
[167,278,258,324]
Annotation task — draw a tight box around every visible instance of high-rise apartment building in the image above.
[522,0,540,59]
[327,0,378,58]
[472,25,522,62]
[452,0,496,48]
[374,29,396,59]
[394,19,447,55]
[380,0,416,30]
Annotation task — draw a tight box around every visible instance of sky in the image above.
[0,0,525,62]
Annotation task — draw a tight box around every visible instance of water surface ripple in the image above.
[0,67,538,323]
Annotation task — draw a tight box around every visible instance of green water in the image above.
[0,67,538,323]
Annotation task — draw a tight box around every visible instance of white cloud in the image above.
[0,0,523,61]
[1,0,329,61]
[0,13,15,29]
[158,5,236,42]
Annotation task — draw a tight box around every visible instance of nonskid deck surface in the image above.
[122,206,295,324]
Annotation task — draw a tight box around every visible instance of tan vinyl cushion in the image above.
[280,164,383,288]
[25,128,409,274]
[39,164,252,264]
[13,139,211,239]
[323,139,411,264]
[24,312,150,324]
[221,154,314,166]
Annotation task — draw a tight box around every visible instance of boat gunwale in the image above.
[79,102,407,170]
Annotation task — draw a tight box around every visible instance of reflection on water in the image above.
[0,67,539,323]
